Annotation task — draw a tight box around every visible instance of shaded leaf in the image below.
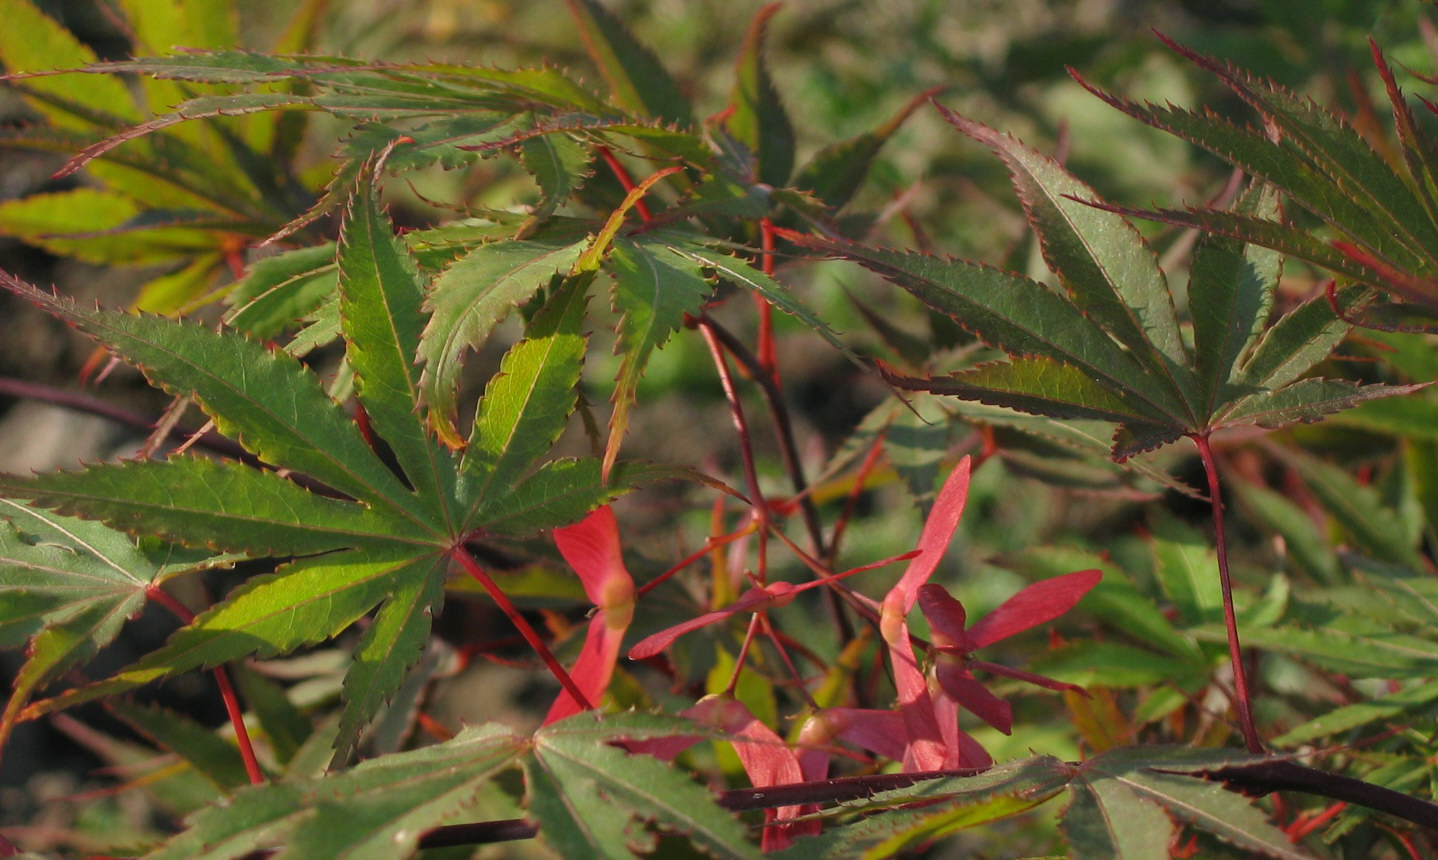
[25,548,437,719]
[661,236,856,362]
[772,756,1070,860]
[0,499,226,757]
[563,0,693,126]
[527,712,758,859]
[109,700,254,791]
[144,722,523,860]
[332,563,446,762]
[1064,747,1316,860]
[1187,185,1280,414]
[792,88,939,212]
[724,4,795,187]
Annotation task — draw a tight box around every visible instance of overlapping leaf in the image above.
[1075,36,1438,329]
[0,0,329,313]
[785,104,1418,462]
[143,723,525,860]
[0,498,231,759]
[526,713,758,859]
[1062,747,1316,860]
[771,756,1070,859]
[562,0,693,127]
[0,163,626,757]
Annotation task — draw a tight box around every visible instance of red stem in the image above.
[597,146,654,222]
[1192,433,1263,753]
[448,546,593,712]
[146,585,265,785]
[725,614,763,694]
[760,614,820,710]
[827,432,887,566]
[637,526,753,598]
[698,319,772,573]
[756,218,778,380]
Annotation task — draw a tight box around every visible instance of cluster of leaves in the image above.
[4,1,1438,858]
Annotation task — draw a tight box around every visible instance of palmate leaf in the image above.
[0,274,425,518]
[0,498,231,757]
[527,712,759,859]
[143,722,525,860]
[1076,37,1438,324]
[0,168,630,757]
[22,549,442,720]
[338,160,459,525]
[786,105,1415,463]
[1061,747,1316,860]
[782,235,1187,443]
[460,276,589,503]
[0,457,426,556]
[936,105,1191,398]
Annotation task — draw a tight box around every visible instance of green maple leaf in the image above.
[526,712,759,859]
[142,722,526,860]
[133,712,760,860]
[1061,747,1316,860]
[0,498,234,758]
[786,104,1421,463]
[0,161,630,760]
[1075,36,1438,331]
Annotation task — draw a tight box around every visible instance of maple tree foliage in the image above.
[2,1,1438,858]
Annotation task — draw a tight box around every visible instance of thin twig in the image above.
[699,318,827,560]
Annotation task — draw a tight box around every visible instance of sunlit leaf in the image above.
[420,236,588,443]
[603,237,716,474]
